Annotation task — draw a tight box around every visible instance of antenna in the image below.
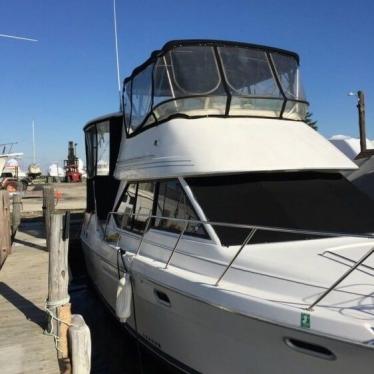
[0,33,38,42]
[32,120,36,164]
[113,0,122,107]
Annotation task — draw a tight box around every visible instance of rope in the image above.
[44,301,75,352]
[46,296,70,308]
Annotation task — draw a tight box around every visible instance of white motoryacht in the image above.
[0,143,23,175]
[81,40,374,373]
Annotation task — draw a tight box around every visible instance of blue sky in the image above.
[1,0,373,170]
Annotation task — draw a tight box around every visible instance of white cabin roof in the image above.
[115,118,358,180]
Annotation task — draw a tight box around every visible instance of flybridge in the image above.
[122,40,309,136]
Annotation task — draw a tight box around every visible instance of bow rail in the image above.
[102,211,374,311]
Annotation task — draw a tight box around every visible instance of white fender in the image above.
[115,273,132,322]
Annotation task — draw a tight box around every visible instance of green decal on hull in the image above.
[301,313,311,329]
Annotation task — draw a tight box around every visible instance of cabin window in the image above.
[114,180,207,238]
[129,64,153,133]
[218,47,283,117]
[271,52,308,120]
[133,182,155,233]
[96,121,110,176]
[152,47,226,123]
[219,47,280,97]
[272,53,305,101]
[123,81,132,131]
[115,183,137,230]
[122,43,309,134]
[85,126,97,178]
[154,180,206,237]
[170,46,221,95]
[187,172,374,246]
[153,57,174,108]
[115,182,155,234]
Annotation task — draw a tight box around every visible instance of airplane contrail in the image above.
[0,33,38,42]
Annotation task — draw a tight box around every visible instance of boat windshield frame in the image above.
[122,40,309,137]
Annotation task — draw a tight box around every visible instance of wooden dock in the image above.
[0,219,60,373]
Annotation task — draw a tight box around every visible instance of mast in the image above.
[32,120,36,164]
[113,0,121,108]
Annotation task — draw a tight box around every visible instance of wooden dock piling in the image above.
[0,190,11,268]
[69,314,91,374]
[43,185,55,249]
[46,212,71,359]
[11,192,22,241]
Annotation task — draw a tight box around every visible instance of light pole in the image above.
[349,90,366,153]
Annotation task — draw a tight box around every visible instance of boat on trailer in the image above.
[81,40,374,373]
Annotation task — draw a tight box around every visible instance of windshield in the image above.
[186,172,374,246]
[123,43,308,135]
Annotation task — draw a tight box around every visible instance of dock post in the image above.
[69,314,91,374]
[11,192,22,242]
[43,185,55,249]
[0,190,11,268]
[46,211,71,359]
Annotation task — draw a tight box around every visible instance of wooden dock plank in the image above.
[0,221,60,374]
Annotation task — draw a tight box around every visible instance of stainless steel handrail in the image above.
[103,211,374,310]
[215,228,257,286]
[306,245,374,311]
[105,211,374,240]
[165,221,188,269]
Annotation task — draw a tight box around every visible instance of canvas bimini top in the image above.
[122,39,309,136]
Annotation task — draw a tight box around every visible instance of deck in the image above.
[0,219,60,373]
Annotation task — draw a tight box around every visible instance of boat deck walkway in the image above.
[0,220,60,373]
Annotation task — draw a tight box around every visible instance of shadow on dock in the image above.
[13,238,47,252]
[0,282,46,329]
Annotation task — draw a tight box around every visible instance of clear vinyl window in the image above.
[219,47,280,97]
[114,179,207,238]
[130,64,153,133]
[271,52,305,101]
[115,183,137,230]
[170,46,221,95]
[122,43,309,133]
[133,182,155,233]
[96,121,110,176]
[154,180,206,237]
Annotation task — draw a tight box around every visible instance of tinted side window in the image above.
[154,180,206,237]
[133,182,155,233]
[85,126,97,178]
[115,183,137,230]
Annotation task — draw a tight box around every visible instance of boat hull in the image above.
[81,239,374,374]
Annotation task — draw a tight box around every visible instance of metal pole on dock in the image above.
[43,185,55,249]
[46,212,71,359]
[357,90,366,153]
[0,190,11,268]
[11,193,22,241]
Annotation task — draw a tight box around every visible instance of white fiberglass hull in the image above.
[81,238,374,374]
[133,274,374,374]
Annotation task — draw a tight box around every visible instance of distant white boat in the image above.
[48,163,65,178]
[329,133,374,199]
[329,135,374,160]
[0,143,23,175]
[2,158,26,178]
